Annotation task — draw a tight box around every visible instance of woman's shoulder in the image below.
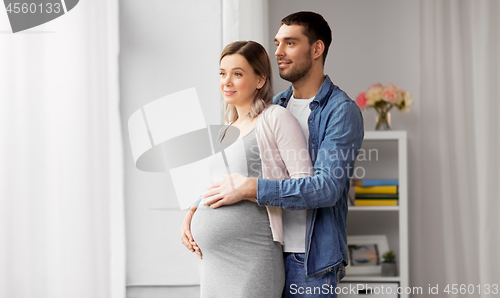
[261,104,294,120]
[258,104,302,135]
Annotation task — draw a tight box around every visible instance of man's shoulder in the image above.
[317,81,362,121]
[321,83,354,109]
[314,75,350,104]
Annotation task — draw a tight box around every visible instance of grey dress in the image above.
[191,128,285,298]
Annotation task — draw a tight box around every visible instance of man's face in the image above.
[274,24,313,83]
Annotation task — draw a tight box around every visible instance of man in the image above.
[182,11,364,297]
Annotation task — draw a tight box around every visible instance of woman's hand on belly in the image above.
[181,205,202,259]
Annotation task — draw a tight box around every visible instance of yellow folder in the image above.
[355,186,398,194]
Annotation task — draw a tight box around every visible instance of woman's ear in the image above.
[257,76,266,89]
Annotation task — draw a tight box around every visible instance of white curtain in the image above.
[0,1,125,298]
[222,0,269,48]
[417,0,500,295]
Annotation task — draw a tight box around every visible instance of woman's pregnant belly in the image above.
[191,200,275,259]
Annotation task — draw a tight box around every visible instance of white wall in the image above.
[268,0,420,132]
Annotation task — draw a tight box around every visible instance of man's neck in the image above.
[291,68,325,99]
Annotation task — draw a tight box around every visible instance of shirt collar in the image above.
[279,75,334,105]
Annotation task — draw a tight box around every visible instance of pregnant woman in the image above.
[188,41,312,298]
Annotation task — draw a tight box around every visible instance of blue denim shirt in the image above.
[256,75,364,276]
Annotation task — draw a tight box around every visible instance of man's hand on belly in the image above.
[201,174,257,209]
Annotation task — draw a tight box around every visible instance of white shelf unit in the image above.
[348,206,399,212]
[341,131,408,298]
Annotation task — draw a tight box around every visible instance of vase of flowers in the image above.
[356,83,413,130]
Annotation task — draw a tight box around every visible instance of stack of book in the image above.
[352,179,399,206]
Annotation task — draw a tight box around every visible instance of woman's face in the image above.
[219,54,263,107]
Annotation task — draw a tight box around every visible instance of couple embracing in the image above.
[181,11,364,298]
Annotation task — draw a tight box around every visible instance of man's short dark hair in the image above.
[281,11,332,65]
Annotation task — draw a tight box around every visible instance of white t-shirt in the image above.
[283,94,315,252]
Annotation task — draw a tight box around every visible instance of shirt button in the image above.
[308,119,312,124]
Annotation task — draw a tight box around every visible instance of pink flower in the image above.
[365,83,383,105]
[358,82,413,113]
[356,92,368,110]
[382,83,403,104]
